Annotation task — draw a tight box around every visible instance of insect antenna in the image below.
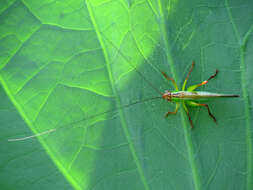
[8,33,166,142]
[8,96,161,142]
[102,33,163,96]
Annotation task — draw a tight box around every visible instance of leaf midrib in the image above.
[86,1,150,190]
[157,1,202,190]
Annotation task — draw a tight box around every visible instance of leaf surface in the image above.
[0,0,253,190]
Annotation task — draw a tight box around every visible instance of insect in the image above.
[103,34,240,128]
[161,62,239,128]
[8,37,240,142]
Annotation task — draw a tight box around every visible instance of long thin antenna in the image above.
[102,33,163,96]
[8,129,56,142]
[9,33,165,142]
[8,96,162,141]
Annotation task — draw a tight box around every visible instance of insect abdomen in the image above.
[171,91,239,101]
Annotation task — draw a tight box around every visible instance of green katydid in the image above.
[103,34,240,129]
[8,37,240,142]
[161,62,239,128]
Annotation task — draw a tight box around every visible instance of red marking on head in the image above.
[162,91,171,101]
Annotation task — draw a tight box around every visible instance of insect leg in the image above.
[165,103,179,117]
[161,72,179,91]
[187,69,218,91]
[182,62,195,91]
[186,101,217,123]
[182,102,194,128]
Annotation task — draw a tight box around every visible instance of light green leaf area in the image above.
[0,0,253,190]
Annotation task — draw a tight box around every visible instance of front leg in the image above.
[182,62,195,91]
[165,103,179,117]
[161,72,179,91]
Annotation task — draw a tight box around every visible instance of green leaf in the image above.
[1,0,253,190]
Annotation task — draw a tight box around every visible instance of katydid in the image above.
[161,62,239,128]
[8,38,240,142]
[103,34,240,128]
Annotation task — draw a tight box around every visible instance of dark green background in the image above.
[0,0,252,190]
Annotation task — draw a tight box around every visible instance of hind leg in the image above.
[186,101,217,123]
[187,69,218,91]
